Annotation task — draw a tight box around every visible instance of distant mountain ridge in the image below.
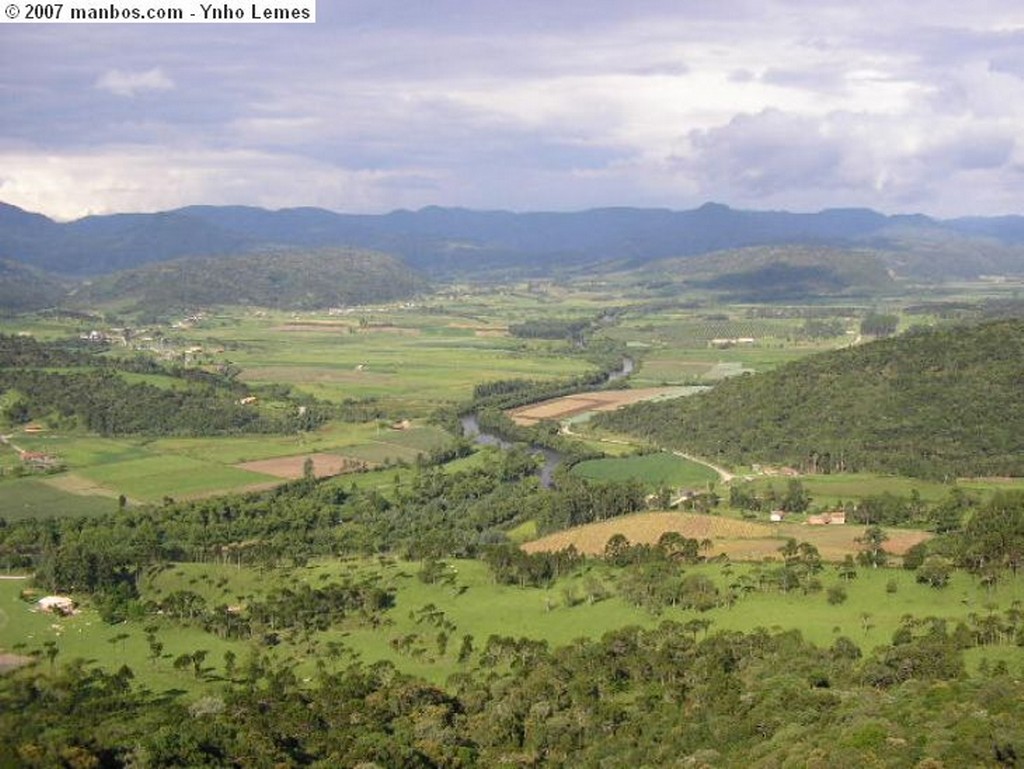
[3,200,1024,280]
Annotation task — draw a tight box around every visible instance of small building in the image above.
[37,595,75,616]
[22,424,45,434]
[769,510,785,523]
[20,451,59,469]
[807,511,847,526]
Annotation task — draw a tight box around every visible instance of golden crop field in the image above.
[522,511,931,561]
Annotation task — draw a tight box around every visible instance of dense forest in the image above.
[75,247,426,314]
[0,259,67,315]
[635,245,896,301]
[597,319,1024,479]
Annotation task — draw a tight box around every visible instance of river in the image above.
[459,357,634,487]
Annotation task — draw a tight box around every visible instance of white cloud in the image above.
[0,146,440,220]
[95,68,175,97]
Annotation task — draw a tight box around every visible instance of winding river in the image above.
[459,357,635,487]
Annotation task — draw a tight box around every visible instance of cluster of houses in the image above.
[18,450,61,471]
[770,510,847,525]
[709,337,757,349]
[0,426,62,472]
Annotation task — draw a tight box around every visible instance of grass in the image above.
[78,456,277,502]
[5,558,1024,692]
[189,306,597,408]
[1,423,458,510]
[742,472,1024,508]
[0,478,118,520]
[570,452,719,488]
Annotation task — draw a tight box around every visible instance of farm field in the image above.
[77,455,278,502]
[177,304,599,409]
[570,452,719,488]
[3,423,456,507]
[508,386,704,425]
[0,477,118,521]
[522,510,931,561]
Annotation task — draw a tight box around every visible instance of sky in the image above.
[2,1,1024,220]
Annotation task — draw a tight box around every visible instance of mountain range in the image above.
[4,200,1024,280]
[4,200,1024,313]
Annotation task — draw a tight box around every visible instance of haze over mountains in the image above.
[3,199,1024,311]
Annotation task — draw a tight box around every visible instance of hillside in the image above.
[75,247,425,313]
[631,244,896,300]
[4,200,1024,280]
[0,259,67,313]
[596,319,1024,479]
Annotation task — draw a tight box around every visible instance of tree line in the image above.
[0,333,334,435]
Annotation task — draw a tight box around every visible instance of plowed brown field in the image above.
[509,387,688,425]
[236,453,369,480]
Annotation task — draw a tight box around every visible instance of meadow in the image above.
[570,452,719,488]
[741,472,1024,508]
[3,550,1021,691]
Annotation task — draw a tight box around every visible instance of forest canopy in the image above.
[596,319,1024,479]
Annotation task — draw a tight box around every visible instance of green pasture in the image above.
[12,434,147,467]
[0,478,117,521]
[743,472,1024,509]
[0,577,237,696]
[78,455,276,502]
[5,558,1024,693]
[147,423,451,465]
[710,565,1024,652]
[571,452,719,489]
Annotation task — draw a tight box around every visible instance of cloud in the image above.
[0,145,443,220]
[3,2,1024,218]
[95,68,175,97]
[676,107,1021,214]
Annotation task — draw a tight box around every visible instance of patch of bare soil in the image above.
[236,453,370,480]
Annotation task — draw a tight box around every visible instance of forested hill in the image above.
[6,199,1024,280]
[0,259,67,314]
[596,319,1024,479]
[76,247,425,313]
[629,245,896,301]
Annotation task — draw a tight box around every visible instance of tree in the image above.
[191,649,208,679]
[916,556,953,588]
[960,491,1024,576]
[604,534,632,567]
[780,479,811,513]
[856,526,889,568]
[860,312,899,337]
[457,634,474,663]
